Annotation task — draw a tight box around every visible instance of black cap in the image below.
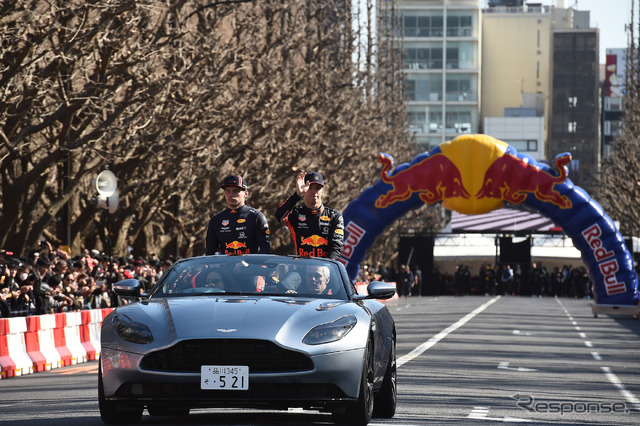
[304,172,324,187]
[220,175,247,191]
[36,257,51,267]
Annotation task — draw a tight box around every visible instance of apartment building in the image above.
[397,0,482,152]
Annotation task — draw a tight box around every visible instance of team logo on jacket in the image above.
[298,215,306,221]
[238,219,246,223]
[320,215,330,221]
[301,235,328,247]
[226,241,247,249]
[222,220,229,226]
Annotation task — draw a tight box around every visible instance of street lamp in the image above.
[96,169,118,261]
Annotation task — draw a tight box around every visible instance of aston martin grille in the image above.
[140,339,314,373]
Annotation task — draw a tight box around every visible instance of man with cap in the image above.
[274,170,344,259]
[205,175,271,255]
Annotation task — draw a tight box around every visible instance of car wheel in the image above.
[98,358,143,425]
[147,406,190,416]
[373,338,396,418]
[333,339,374,425]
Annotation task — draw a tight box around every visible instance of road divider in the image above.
[0,308,113,379]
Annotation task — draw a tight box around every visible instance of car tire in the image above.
[373,338,396,418]
[98,359,143,425]
[332,339,374,425]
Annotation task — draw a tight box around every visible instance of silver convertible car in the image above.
[99,255,397,425]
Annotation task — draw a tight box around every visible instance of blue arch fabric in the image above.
[339,144,638,306]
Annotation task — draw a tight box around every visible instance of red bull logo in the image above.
[475,153,572,209]
[375,153,470,209]
[301,235,328,247]
[226,241,247,250]
[374,135,573,214]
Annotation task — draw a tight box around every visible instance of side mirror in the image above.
[112,278,146,298]
[353,281,397,300]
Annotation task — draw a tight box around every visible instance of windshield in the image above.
[151,255,349,300]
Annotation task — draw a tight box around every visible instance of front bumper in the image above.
[100,346,364,409]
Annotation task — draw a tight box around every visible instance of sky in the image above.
[480,0,632,63]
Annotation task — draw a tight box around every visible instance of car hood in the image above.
[105,295,369,354]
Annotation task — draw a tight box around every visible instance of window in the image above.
[568,122,577,133]
[604,97,623,111]
[568,96,578,108]
[507,140,538,152]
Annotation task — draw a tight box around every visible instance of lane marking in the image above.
[512,330,534,336]
[601,366,640,412]
[498,362,537,372]
[467,406,531,422]
[557,298,640,412]
[398,296,500,367]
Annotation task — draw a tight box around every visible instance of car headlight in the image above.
[112,314,154,344]
[303,315,357,345]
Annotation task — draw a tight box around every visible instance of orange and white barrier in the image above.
[0,317,34,378]
[0,308,113,380]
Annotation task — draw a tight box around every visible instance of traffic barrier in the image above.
[0,309,113,379]
[0,317,34,378]
[25,316,47,372]
[81,309,111,360]
[53,313,73,366]
[63,311,88,364]
[37,314,63,370]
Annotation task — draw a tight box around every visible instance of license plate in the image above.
[201,365,249,390]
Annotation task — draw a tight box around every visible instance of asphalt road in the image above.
[1,295,639,425]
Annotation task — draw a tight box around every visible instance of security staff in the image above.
[274,171,343,259]
[205,175,270,255]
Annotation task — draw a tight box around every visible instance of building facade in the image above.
[548,28,599,187]
[398,0,482,152]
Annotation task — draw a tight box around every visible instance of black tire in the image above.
[373,338,396,418]
[147,406,190,416]
[333,339,374,425]
[98,359,143,425]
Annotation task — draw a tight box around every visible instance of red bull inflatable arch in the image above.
[339,134,639,307]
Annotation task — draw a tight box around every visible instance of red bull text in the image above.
[299,235,329,257]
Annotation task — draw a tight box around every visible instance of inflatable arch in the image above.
[339,134,639,306]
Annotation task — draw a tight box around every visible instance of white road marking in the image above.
[467,406,531,422]
[398,296,500,367]
[591,352,602,361]
[601,366,640,412]
[498,362,537,372]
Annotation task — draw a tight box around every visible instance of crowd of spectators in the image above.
[0,241,169,318]
[356,261,594,299]
[2,239,599,318]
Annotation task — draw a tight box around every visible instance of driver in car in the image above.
[305,265,331,295]
[283,265,331,295]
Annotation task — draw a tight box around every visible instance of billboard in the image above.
[605,48,626,98]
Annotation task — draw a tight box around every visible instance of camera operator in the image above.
[44,276,74,313]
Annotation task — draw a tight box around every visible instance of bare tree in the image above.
[1,0,422,264]
[593,0,640,236]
